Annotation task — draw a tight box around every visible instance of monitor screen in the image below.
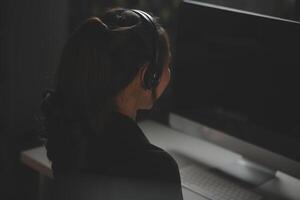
[172,0,300,164]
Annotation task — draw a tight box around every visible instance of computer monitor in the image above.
[170,0,300,182]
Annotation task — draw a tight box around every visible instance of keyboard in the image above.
[169,152,262,200]
[180,165,262,200]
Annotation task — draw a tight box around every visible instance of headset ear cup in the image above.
[143,70,153,90]
[143,70,151,90]
[143,69,160,90]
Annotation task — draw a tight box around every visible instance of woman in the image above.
[42,8,183,200]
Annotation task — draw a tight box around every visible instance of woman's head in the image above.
[41,8,171,168]
[53,8,171,121]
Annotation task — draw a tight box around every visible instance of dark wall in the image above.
[1,0,69,199]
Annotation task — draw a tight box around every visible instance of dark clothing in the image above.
[51,111,183,200]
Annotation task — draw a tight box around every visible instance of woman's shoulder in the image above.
[104,143,181,183]
[145,144,180,172]
[81,111,181,182]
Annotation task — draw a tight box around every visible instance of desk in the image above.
[21,120,300,200]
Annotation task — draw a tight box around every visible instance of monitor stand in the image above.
[221,156,276,187]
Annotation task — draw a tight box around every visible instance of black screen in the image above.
[173,1,300,162]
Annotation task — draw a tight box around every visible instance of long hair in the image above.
[41,8,171,171]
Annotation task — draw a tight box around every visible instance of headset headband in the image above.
[130,9,161,89]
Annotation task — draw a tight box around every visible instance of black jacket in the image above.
[51,111,183,200]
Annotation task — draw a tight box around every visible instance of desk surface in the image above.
[21,120,300,200]
[21,145,52,178]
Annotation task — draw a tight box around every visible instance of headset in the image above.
[101,9,162,90]
[130,9,161,90]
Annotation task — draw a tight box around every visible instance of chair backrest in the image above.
[50,172,182,200]
[51,173,109,200]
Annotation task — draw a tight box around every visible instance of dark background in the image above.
[1,0,300,199]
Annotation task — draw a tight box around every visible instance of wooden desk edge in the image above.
[20,150,53,178]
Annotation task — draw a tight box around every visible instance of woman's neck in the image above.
[115,93,138,121]
[117,106,137,121]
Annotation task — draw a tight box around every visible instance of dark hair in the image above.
[41,8,171,170]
